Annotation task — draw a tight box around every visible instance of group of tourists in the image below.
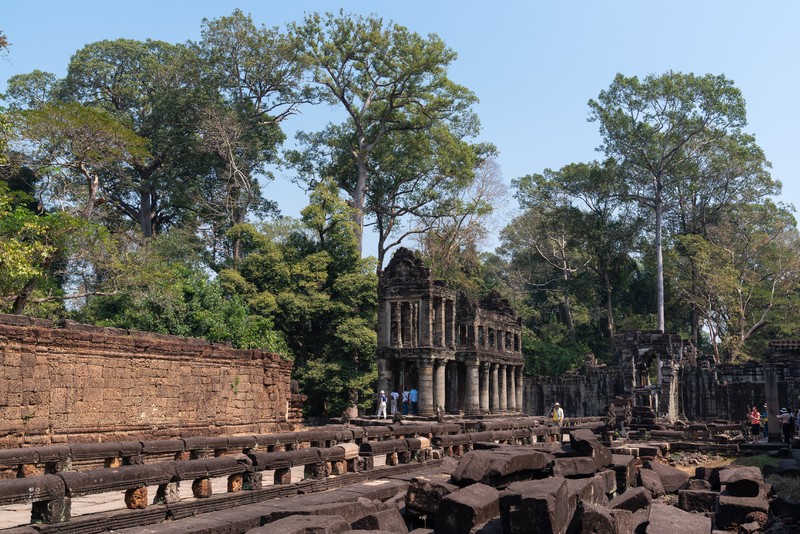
[748,404,798,444]
[376,387,418,418]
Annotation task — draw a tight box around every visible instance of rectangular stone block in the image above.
[501,477,577,534]
[435,483,499,534]
[678,489,718,513]
[406,474,459,516]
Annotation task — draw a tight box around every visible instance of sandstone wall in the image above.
[0,314,297,447]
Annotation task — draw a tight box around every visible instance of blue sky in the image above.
[3,1,799,257]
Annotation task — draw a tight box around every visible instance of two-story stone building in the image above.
[376,248,523,416]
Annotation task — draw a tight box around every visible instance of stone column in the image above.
[433,360,446,413]
[439,299,446,347]
[499,364,508,411]
[418,360,434,416]
[390,302,400,347]
[446,362,459,414]
[490,364,499,412]
[507,365,516,411]
[765,362,782,443]
[479,363,490,413]
[465,361,480,415]
[377,359,391,404]
[515,366,523,414]
[421,297,432,347]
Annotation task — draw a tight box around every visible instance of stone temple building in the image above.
[376,248,524,417]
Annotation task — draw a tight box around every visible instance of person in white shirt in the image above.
[376,391,387,419]
[390,390,400,415]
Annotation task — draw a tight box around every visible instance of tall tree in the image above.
[289,10,479,253]
[514,160,642,339]
[60,38,209,237]
[195,9,307,264]
[588,72,747,332]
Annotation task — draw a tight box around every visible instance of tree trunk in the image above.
[603,270,615,338]
[563,289,576,342]
[353,152,368,255]
[655,181,665,332]
[11,277,39,315]
[139,187,153,238]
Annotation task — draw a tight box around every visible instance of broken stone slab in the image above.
[715,492,769,530]
[645,502,711,534]
[500,477,577,534]
[250,513,352,534]
[609,509,633,534]
[638,469,665,497]
[686,479,711,490]
[566,476,608,506]
[450,449,553,488]
[552,457,596,478]
[434,482,499,534]
[579,501,616,534]
[677,489,718,513]
[350,507,409,533]
[694,466,723,491]
[595,469,617,496]
[631,507,650,533]
[608,486,652,513]
[567,429,613,469]
[643,460,689,493]
[405,474,459,516]
[718,466,762,497]
[610,454,636,490]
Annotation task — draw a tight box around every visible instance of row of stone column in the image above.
[464,361,523,416]
[388,298,455,349]
[378,358,523,417]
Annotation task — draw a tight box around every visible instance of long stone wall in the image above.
[0,314,298,447]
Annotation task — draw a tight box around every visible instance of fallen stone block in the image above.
[608,487,651,513]
[694,466,722,491]
[251,513,351,534]
[500,477,577,534]
[595,469,617,496]
[350,507,409,533]
[611,454,636,490]
[638,469,665,497]
[405,474,459,516]
[643,461,689,493]
[715,492,769,530]
[566,476,608,506]
[645,502,711,533]
[677,489,718,513]
[568,429,613,469]
[434,482,499,534]
[686,479,711,490]
[609,509,633,534]
[451,449,553,488]
[631,508,649,533]
[553,457,596,478]
[718,466,762,497]
[579,501,616,534]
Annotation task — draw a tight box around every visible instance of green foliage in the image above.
[522,327,590,376]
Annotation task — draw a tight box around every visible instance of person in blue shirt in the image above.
[409,387,418,415]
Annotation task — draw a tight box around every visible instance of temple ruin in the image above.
[376,248,524,416]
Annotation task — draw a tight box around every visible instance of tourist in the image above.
[778,408,791,444]
[747,406,761,444]
[551,402,564,426]
[762,404,768,439]
[410,387,418,415]
[390,390,400,415]
[376,390,387,419]
[402,389,410,415]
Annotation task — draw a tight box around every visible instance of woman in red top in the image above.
[747,406,761,444]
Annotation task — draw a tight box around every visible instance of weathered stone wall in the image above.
[523,353,796,423]
[0,314,297,447]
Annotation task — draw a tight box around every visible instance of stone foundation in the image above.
[0,314,299,446]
